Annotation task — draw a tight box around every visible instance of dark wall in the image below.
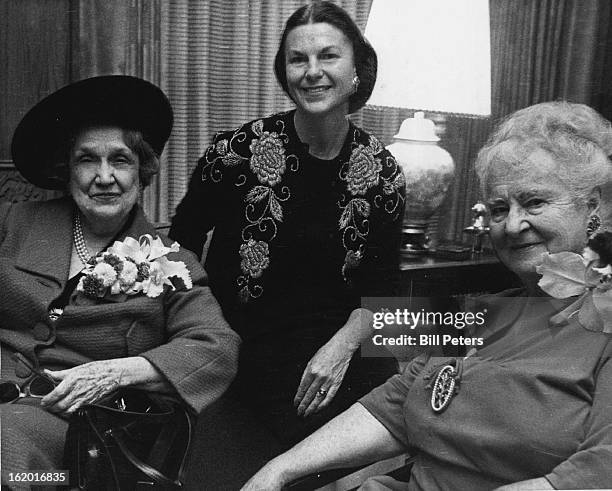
[0,0,72,201]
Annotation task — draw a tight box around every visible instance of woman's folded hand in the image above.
[40,359,125,416]
[40,356,170,417]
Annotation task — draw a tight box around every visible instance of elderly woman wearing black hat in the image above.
[0,76,240,481]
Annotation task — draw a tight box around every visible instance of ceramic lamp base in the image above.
[386,114,455,258]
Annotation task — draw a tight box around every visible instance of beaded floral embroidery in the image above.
[344,142,383,195]
[248,120,287,186]
[339,130,405,280]
[239,239,270,279]
[199,113,405,303]
[201,115,299,302]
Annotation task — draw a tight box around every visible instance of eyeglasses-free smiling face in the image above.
[284,22,355,117]
[68,126,140,231]
[486,149,595,284]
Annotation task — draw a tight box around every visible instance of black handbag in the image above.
[63,389,194,490]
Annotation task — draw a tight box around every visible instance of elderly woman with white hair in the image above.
[242,101,612,491]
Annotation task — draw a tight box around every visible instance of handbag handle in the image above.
[107,406,193,489]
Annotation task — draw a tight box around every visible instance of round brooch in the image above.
[430,364,457,413]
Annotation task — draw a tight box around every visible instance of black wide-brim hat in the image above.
[11,75,173,190]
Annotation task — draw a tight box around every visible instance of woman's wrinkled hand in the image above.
[294,336,356,417]
[41,360,125,416]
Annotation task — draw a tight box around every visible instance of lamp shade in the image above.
[365,0,491,116]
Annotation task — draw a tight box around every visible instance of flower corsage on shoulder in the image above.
[77,234,193,299]
[536,231,612,332]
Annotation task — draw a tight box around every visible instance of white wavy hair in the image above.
[475,101,612,205]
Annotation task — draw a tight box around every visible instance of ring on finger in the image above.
[317,388,328,397]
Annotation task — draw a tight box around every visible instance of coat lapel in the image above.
[67,206,158,305]
[14,197,156,291]
[117,205,157,241]
[15,198,73,286]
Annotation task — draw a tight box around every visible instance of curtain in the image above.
[68,0,611,230]
[359,0,611,245]
[1,0,162,206]
[160,0,373,221]
[70,0,164,220]
[590,1,612,123]
[590,1,612,122]
[490,0,606,119]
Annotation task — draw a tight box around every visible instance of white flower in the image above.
[110,281,122,295]
[79,234,192,299]
[76,276,86,291]
[593,264,612,276]
[108,234,180,263]
[119,260,138,286]
[140,257,192,298]
[156,256,192,289]
[147,235,180,260]
[582,246,601,267]
[92,263,117,287]
[141,262,165,298]
[109,236,147,262]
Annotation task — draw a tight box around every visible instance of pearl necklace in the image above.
[73,213,92,266]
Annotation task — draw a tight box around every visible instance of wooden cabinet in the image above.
[399,252,520,298]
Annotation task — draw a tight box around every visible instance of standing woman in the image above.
[170,0,404,454]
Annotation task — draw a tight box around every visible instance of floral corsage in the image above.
[536,231,612,332]
[77,235,193,299]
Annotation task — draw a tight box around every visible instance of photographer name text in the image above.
[372,333,483,346]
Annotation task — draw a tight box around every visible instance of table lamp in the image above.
[365,0,491,256]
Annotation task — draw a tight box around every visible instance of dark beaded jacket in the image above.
[170,110,405,344]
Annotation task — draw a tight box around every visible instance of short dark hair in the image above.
[274,1,377,114]
[55,126,160,189]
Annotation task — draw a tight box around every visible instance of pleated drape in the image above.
[6,1,608,225]
[160,0,373,220]
[361,0,610,245]
[70,0,609,230]
[70,0,164,221]
[489,0,605,119]
[6,0,608,226]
